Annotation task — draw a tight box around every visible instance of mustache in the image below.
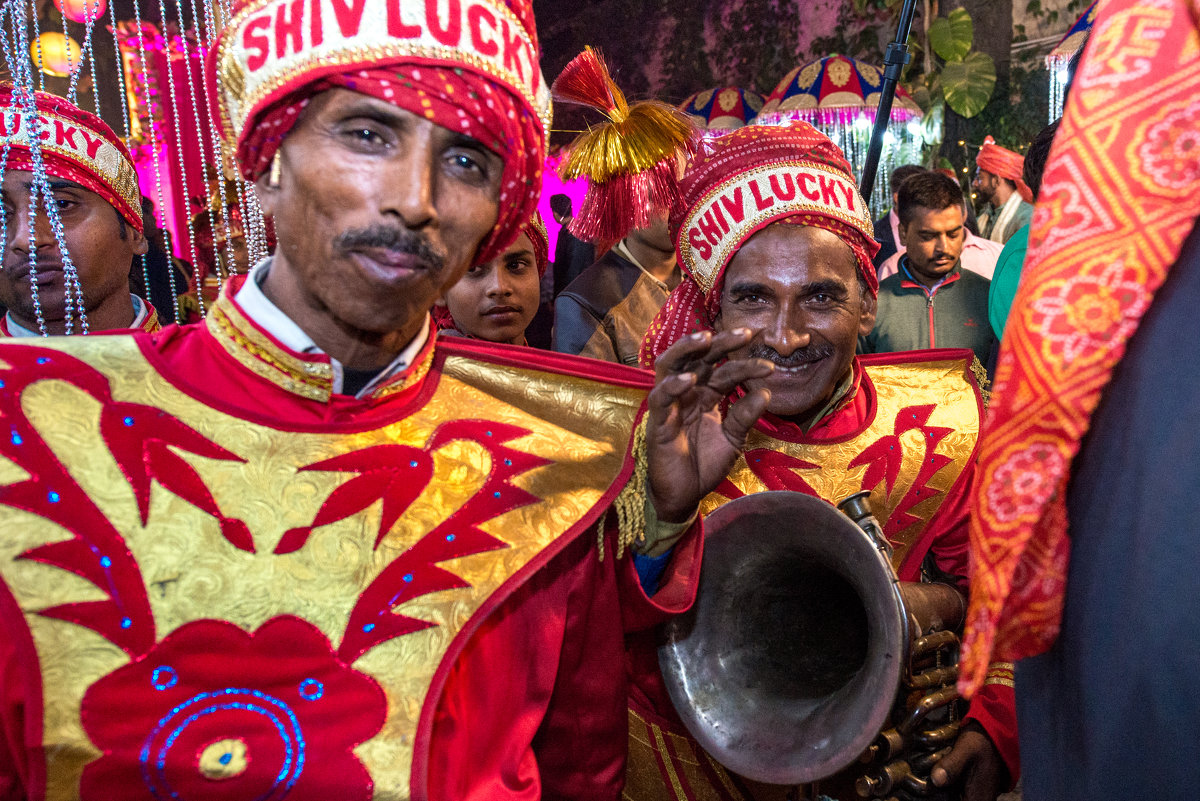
[333,226,446,271]
[747,341,835,368]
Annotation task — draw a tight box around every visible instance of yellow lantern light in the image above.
[53,0,107,23]
[30,32,81,78]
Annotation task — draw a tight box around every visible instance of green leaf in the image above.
[942,51,996,118]
[928,8,973,61]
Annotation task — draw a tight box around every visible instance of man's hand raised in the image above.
[647,328,773,524]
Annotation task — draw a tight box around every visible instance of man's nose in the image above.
[380,134,438,229]
[761,309,811,357]
[485,269,513,298]
[8,206,55,255]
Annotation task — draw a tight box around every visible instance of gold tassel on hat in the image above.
[552,47,696,247]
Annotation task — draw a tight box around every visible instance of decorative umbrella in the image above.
[756,55,926,217]
[679,87,764,132]
[1046,1,1096,121]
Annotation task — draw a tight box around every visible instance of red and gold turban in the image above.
[976,135,1033,203]
[0,85,142,233]
[211,0,551,265]
[639,121,879,367]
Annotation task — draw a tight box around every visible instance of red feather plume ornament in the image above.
[552,47,698,248]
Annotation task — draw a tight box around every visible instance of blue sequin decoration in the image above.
[503,459,512,466]
[123,416,135,427]
[138,687,305,800]
[36,357,48,365]
[99,556,112,568]
[363,623,375,633]
[9,431,20,446]
[298,679,324,701]
[409,459,418,467]
[47,491,60,503]
[121,617,132,629]
[151,666,177,691]
[493,491,501,499]
[403,573,413,583]
[219,752,233,765]
[446,534,456,542]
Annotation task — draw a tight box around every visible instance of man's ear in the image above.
[896,220,910,250]
[255,175,276,218]
[858,290,878,337]
[131,227,149,257]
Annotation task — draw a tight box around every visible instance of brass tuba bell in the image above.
[657,491,964,791]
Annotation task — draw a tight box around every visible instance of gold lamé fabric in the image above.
[700,356,981,574]
[0,333,646,800]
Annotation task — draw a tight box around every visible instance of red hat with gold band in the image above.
[976,135,1033,203]
[211,0,552,266]
[0,84,142,233]
[640,122,878,367]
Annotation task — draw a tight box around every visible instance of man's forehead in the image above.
[1,170,88,194]
[908,204,964,227]
[726,225,858,285]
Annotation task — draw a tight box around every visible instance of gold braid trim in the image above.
[984,661,1016,689]
[598,418,648,561]
[970,356,992,409]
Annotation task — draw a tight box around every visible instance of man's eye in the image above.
[345,126,386,146]
[449,152,482,172]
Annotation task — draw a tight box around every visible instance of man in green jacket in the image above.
[862,171,995,364]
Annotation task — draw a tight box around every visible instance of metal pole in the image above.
[859,0,920,204]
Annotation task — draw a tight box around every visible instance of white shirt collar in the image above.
[991,193,1024,240]
[235,257,431,398]
[5,293,149,337]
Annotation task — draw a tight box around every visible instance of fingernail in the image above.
[732,327,750,336]
[689,332,706,341]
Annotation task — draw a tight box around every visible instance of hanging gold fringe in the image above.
[970,357,992,410]
[551,46,695,184]
[596,418,648,561]
[558,101,694,184]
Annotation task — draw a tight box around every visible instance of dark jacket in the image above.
[861,258,995,365]
[552,227,596,298]
[552,248,676,366]
[873,211,900,272]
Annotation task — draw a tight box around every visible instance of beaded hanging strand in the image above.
[104,0,154,302]
[128,1,181,315]
[28,0,43,92]
[191,0,240,282]
[80,0,104,118]
[154,0,204,316]
[172,0,225,296]
[1,1,88,334]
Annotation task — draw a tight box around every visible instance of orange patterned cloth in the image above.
[960,0,1200,696]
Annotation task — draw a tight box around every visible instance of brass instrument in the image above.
[657,491,966,800]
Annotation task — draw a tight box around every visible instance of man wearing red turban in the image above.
[973,136,1034,245]
[628,122,1017,801]
[0,0,766,797]
[0,86,159,335]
